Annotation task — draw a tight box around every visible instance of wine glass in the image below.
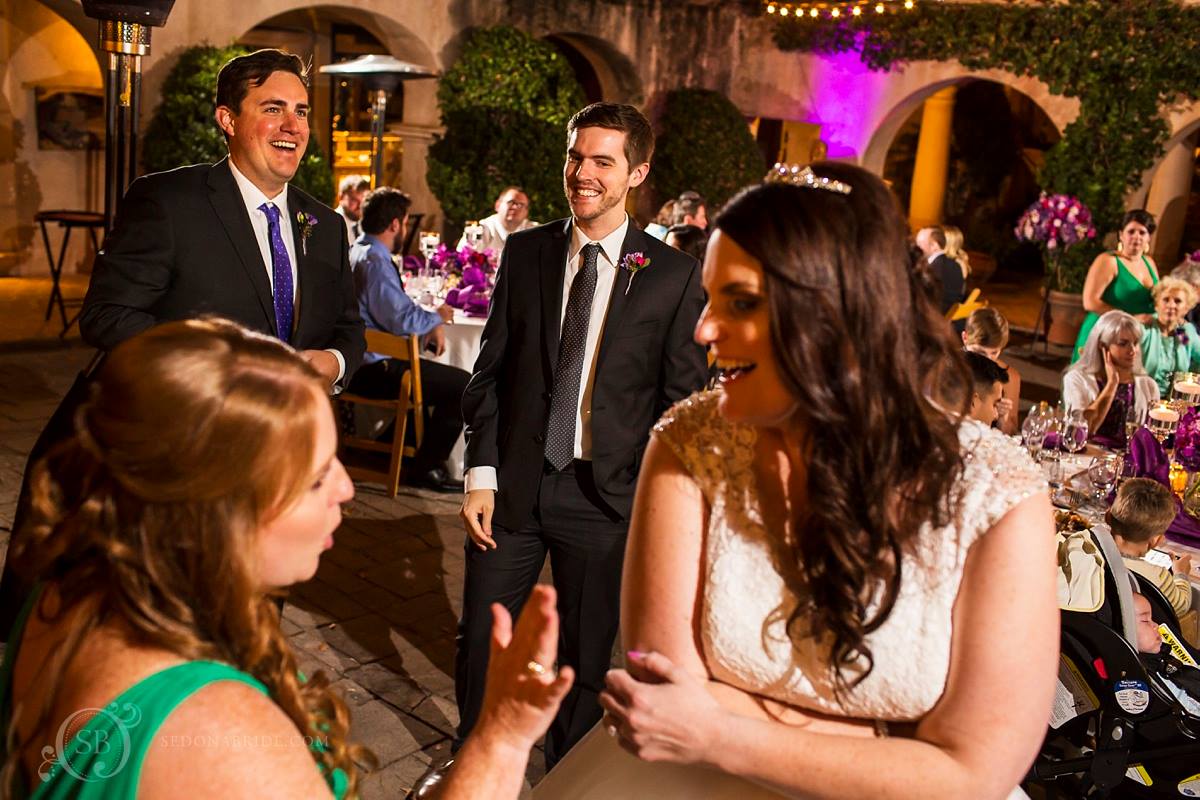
[1087,453,1121,501]
[1021,405,1048,462]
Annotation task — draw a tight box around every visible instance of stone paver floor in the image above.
[0,343,546,798]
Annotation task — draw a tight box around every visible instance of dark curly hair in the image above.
[714,164,969,695]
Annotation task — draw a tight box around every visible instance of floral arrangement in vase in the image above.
[1014,193,1098,291]
[1174,407,1200,515]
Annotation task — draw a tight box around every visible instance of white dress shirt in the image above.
[465,216,628,493]
[228,159,345,382]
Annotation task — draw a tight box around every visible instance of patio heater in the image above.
[319,54,438,189]
[81,1,176,232]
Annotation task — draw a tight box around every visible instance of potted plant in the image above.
[1015,192,1098,346]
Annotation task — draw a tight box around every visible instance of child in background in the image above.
[963,307,1021,434]
[1108,477,1194,619]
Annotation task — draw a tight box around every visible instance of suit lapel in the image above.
[540,220,572,371]
[594,223,640,371]
[207,157,277,333]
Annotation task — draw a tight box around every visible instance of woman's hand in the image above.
[1102,347,1119,387]
[474,585,574,752]
[599,650,726,766]
[1135,312,1156,326]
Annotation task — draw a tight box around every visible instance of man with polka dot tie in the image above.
[440,102,708,785]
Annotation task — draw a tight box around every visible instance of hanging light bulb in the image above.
[875,2,885,11]
[779,5,789,14]
[851,4,861,14]
[767,3,776,12]
[810,7,819,16]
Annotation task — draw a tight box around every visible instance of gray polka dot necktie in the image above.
[544,242,601,470]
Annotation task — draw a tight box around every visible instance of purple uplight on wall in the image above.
[803,47,890,160]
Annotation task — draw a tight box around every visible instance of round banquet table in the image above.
[424,309,486,480]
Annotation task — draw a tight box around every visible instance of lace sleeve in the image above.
[652,390,749,504]
[958,423,1046,552]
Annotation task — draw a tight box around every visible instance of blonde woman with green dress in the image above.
[1072,209,1160,363]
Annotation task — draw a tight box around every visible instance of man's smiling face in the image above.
[216,69,310,197]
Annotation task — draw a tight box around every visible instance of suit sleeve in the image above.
[325,229,366,383]
[79,176,175,351]
[461,242,513,471]
[656,257,709,416]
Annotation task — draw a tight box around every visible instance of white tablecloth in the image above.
[424,310,485,480]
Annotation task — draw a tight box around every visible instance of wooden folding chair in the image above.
[947,287,985,321]
[336,331,424,497]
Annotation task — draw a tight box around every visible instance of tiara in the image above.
[764,163,851,195]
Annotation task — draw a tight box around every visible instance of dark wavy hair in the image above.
[715,165,969,695]
[1119,208,1156,235]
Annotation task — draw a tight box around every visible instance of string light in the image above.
[761,0,922,17]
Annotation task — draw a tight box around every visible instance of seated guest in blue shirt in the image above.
[349,187,469,493]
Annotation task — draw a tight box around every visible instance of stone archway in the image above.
[860,64,1074,175]
[2,0,105,274]
[541,32,643,105]
[1135,106,1200,265]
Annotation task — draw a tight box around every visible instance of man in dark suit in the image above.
[0,49,363,633]
[915,225,965,316]
[451,102,709,773]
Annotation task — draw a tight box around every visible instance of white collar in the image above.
[569,215,629,267]
[228,157,288,214]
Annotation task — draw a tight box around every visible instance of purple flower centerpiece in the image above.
[1014,192,1097,290]
[1175,408,1200,517]
[434,244,497,317]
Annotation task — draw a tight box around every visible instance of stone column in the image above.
[908,85,957,233]
[1145,133,1196,267]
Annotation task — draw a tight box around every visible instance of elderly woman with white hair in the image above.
[1141,275,1200,396]
[1063,310,1159,449]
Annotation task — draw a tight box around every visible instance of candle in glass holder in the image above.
[1175,378,1200,397]
[1149,405,1180,423]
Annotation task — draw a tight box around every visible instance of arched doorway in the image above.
[541,32,643,105]
[880,79,1060,289]
[2,1,103,275]
[233,6,441,221]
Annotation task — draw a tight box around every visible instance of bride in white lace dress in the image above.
[534,165,1057,799]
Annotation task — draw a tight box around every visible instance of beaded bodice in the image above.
[652,390,1044,721]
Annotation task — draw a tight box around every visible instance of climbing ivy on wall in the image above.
[769,0,1200,291]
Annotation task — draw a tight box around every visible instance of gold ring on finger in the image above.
[526,660,547,676]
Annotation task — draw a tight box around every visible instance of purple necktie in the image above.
[259,202,294,343]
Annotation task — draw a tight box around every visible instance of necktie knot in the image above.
[259,202,281,224]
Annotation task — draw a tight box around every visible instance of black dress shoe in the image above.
[410,467,465,494]
[408,756,454,799]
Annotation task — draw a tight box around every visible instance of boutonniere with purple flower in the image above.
[620,252,651,295]
[296,210,318,256]
[1174,326,1191,348]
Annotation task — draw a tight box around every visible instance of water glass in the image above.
[419,231,441,262]
[1062,411,1089,456]
[464,221,484,250]
[1087,454,1121,500]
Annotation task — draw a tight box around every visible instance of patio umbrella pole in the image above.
[84,2,176,233]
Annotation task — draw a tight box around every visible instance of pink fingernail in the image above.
[627,650,644,659]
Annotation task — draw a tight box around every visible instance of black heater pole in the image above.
[83,1,176,233]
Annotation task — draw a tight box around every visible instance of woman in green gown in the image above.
[1072,210,1160,363]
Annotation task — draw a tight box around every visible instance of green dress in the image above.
[1071,253,1158,363]
[0,590,348,799]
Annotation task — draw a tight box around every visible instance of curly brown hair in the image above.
[715,166,969,696]
[2,318,370,794]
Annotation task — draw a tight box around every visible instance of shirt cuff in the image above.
[465,466,498,493]
[325,348,346,384]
